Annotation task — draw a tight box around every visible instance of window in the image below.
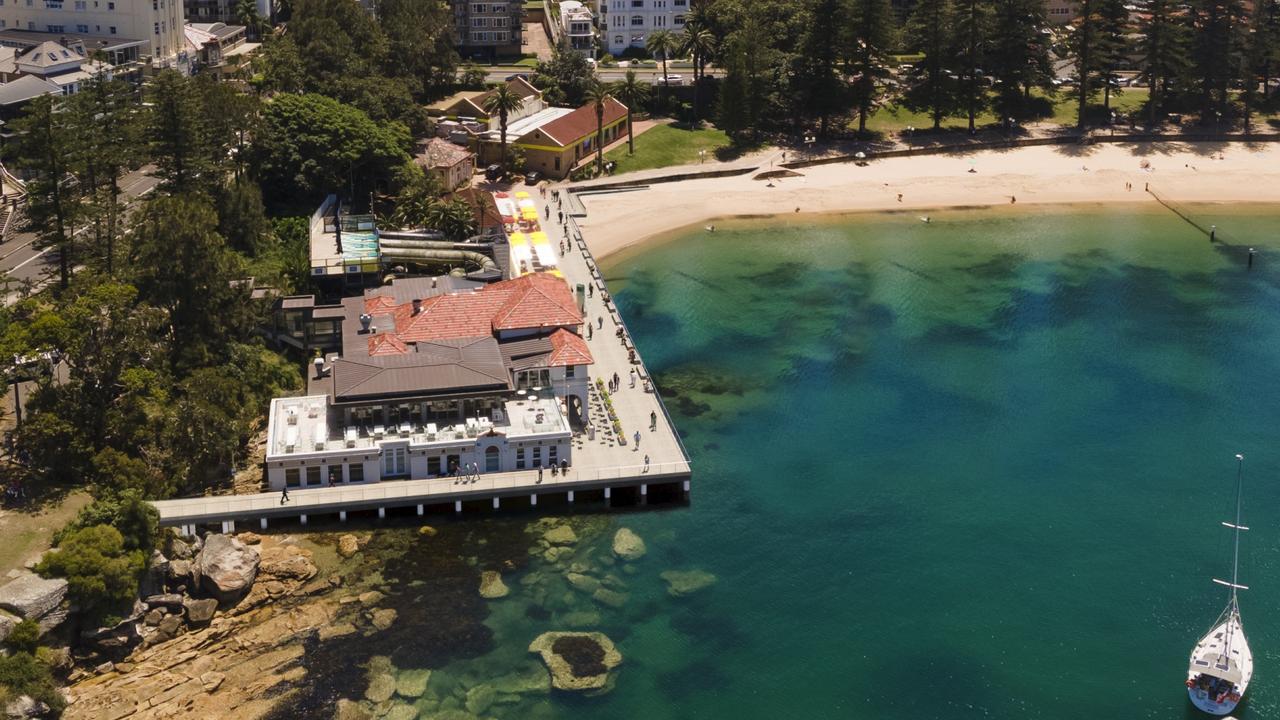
[516,447,526,469]
[348,462,364,483]
[614,34,622,44]
[565,364,575,378]
[674,14,685,24]
[305,466,321,486]
[485,446,500,472]
[76,23,87,31]
[631,15,643,25]
[0,20,6,26]
[429,455,443,475]
[555,156,561,171]
[382,446,407,477]
[549,445,558,466]
[532,446,543,467]
[328,465,343,485]
[107,1,113,8]
[285,468,300,487]
[516,368,551,390]
[152,0,155,8]
[46,24,65,31]
[154,22,159,33]
[630,0,641,6]
[46,0,62,8]
[108,25,116,33]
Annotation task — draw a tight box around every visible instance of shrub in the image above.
[3,619,39,654]
[56,490,159,553]
[0,653,65,714]
[37,525,146,625]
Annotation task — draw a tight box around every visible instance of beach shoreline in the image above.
[575,141,1280,261]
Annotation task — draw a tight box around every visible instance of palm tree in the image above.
[680,25,715,123]
[645,30,678,106]
[426,198,478,241]
[482,85,526,171]
[584,80,614,175]
[612,71,649,154]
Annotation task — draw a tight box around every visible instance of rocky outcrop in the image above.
[195,534,259,601]
[528,631,622,692]
[478,571,509,599]
[0,573,67,621]
[4,695,50,719]
[364,672,396,703]
[659,570,718,597]
[611,528,646,561]
[395,668,431,698]
[337,534,360,559]
[0,609,19,643]
[542,524,578,545]
[184,598,218,626]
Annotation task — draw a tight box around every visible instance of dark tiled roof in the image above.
[332,337,510,401]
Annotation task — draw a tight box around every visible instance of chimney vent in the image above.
[412,298,422,316]
[359,313,372,332]
[432,277,438,289]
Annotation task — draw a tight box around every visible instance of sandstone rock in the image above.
[465,684,496,715]
[145,593,185,609]
[114,661,134,673]
[370,608,397,631]
[0,574,67,620]
[157,614,183,639]
[611,528,646,561]
[335,698,373,720]
[478,571,508,599]
[167,559,192,583]
[491,665,551,696]
[395,668,431,698]
[365,673,396,703]
[385,704,419,720]
[195,534,259,601]
[337,534,360,559]
[237,532,262,545]
[184,598,218,626]
[543,525,578,545]
[167,537,194,560]
[591,588,627,608]
[528,631,622,692]
[0,609,18,643]
[418,525,438,537]
[200,671,225,692]
[659,569,718,597]
[144,608,165,627]
[565,573,601,594]
[258,544,318,581]
[318,622,357,641]
[358,590,383,606]
[542,546,571,563]
[94,661,115,674]
[3,695,51,719]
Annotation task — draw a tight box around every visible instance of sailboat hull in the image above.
[1186,614,1252,716]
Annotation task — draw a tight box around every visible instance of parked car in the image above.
[525,170,543,185]
[653,74,684,86]
[505,73,532,82]
[485,164,504,182]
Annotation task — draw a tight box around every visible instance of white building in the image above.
[599,0,687,56]
[560,0,594,57]
[0,0,185,67]
[263,273,594,491]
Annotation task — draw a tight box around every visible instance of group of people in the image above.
[606,370,637,393]
[3,480,26,505]
[452,462,482,484]
[535,459,571,483]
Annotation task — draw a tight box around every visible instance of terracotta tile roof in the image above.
[547,328,594,366]
[419,138,473,170]
[392,291,507,342]
[538,97,628,147]
[364,295,399,315]
[491,274,582,331]
[368,333,409,356]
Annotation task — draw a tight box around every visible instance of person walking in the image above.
[537,465,544,483]
[280,486,290,505]
[643,454,650,473]
[588,284,594,298]
[633,430,641,449]
[587,325,593,340]
[629,369,636,388]
[650,411,657,431]
[598,316,603,330]
[544,206,549,219]
[613,372,620,389]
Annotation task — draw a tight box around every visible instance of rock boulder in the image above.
[337,534,360,558]
[528,631,622,691]
[611,528,646,561]
[184,597,218,626]
[543,525,578,545]
[479,571,509,599]
[659,569,718,597]
[0,574,67,620]
[4,695,51,719]
[195,534,259,601]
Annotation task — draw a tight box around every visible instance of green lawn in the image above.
[863,87,1154,134]
[602,124,732,174]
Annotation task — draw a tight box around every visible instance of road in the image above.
[480,66,724,84]
[1,166,159,301]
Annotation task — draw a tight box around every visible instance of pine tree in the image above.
[953,0,992,133]
[13,95,81,290]
[901,0,961,129]
[795,0,848,135]
[1138,0,1190,125]
[146,70,214,192]
[987,0,1052,121]
[1188,0,1249,126]
[1094,0,1131,115]
[845,0,897,134]
[68,72,142,276]
[1069,0,1103,128]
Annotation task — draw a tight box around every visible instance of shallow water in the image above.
[299,204,1280,719]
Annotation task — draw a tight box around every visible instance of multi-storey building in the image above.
[182,0,269,28]
[0,0,184,66]
[599,0,686,56]
[452,0,523,61]
[560,0,594,57]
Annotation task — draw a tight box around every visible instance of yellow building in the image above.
[510,97,628,179]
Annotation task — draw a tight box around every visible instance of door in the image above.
[485,446,500,473]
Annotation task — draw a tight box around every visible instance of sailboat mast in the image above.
[1230,454,1244,602]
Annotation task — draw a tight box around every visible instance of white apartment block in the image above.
[0,0,184,66]
[599,0,688,56]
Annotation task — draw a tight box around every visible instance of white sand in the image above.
[575,141,1280,259]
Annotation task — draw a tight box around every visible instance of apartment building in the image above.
[0,0,184,66]
[452,0,523,61]
[599,0,686,56]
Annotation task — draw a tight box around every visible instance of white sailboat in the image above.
[1186,453,1254,716]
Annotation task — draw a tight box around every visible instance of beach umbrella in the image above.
[515,191,531,199]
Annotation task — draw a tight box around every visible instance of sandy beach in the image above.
[575,141,1280,259]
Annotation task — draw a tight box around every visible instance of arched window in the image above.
[485,445,500,473]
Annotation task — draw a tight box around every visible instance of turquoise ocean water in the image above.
[288,204,1280,720]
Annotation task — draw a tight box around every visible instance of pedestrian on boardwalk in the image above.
[643,454,650,472]
[558,211,563,224]
[588,284,594,298]
[629,369,636,388]
[280,487,290,505]
[650,411,657,431]
[587,325,593,340]
[613,371,620,389]
[537,465,544,483]
[633,430,641,449]
[598,316,603,329]
[544,206,549,219]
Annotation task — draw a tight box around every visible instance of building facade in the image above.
[560,0,594,57]
[599,0,686,56]
[0,0,184,66]
[263,273,594,491]
[452,0,523,61]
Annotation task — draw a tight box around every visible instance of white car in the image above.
[653,74,684,86]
